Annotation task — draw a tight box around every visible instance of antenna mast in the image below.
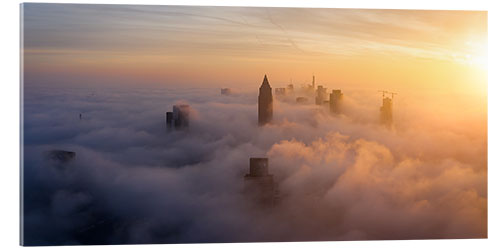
[378,90,397,99]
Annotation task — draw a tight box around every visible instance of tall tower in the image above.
[258,75,273,126]
[379,91,396,128]
[312,75,315,89]
[330,89,343,114]
[380,97,393,127]
[166,104,190,131]
[244,158,277,207]
[315,85,327,105]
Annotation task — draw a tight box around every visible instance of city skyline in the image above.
[21,3,488,246]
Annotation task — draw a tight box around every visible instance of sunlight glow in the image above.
[465,38,488,70]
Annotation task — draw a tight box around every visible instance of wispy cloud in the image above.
[23,4,486,60]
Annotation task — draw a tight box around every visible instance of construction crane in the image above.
[378,90,397,99]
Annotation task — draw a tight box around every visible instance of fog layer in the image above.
[22,85,487,245]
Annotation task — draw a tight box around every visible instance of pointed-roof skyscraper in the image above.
[258,74,273,126]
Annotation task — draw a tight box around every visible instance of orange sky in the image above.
[22,4,487,94]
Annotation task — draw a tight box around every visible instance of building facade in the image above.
[244,158,278,207]
[166,104,190,130]
[315,85,328,105]
[330,89,343,114]
[380,97,393,127]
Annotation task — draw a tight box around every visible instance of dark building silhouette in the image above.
[166,105,190,130]
[244,158,278,207]
[315,85,327,105]
[174,105,190,129]
[296,97,308,104]
[304,75,316,94]
[166,112,173,130]
[43,150,76,171]
[379,91,396,127]
[258,75,273,126]
[286,84,294,95]
[330,89,343,114]
[45,150,76,163]
[221,88,232,95]
[380,97,393,126]
[275,88,286,96]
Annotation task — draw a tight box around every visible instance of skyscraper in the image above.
[379,91,396,127]
[221,88,232,95]
[315,85,327,105]
[330,89,343,114]
[380,97,393,127]
[166,111,173,130]
[166,104,190,130]
[275,88,286,96]
[244,158,277,207]
[173,105,190,129]
[258,75,273,126]
[286,84,294,95]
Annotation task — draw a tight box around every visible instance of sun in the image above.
[464,38,488,70]
[467,53,487,70]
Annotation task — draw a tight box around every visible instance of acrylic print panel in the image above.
[20,3,487,246]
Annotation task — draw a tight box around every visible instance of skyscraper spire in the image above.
[262,74,270,86]
[258,74,273,126]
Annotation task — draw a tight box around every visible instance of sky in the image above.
[22,4,487,94]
